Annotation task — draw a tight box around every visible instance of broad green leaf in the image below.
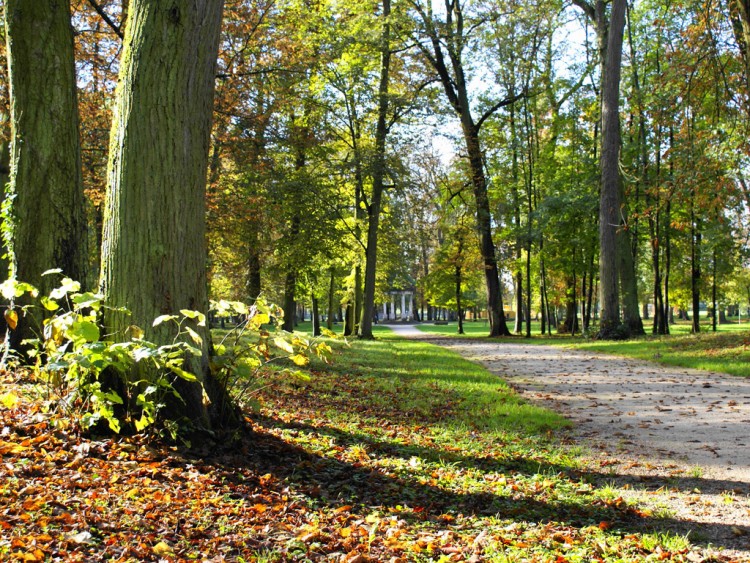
[107,417,121,433]
[133,346,156,362]
[153,314,178,327]
[135,414,154,432]
[70,320,100,342]
[49,277,80,300]
[231,301,249,316]
[180,309,206,326]
[103,390,123,405]
[171,366,198,382]
[41,297,60,311]
[71,292,104,311]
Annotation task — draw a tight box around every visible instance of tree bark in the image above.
[326,267,336,330]
[596,0,627,338]
[5,0,89,351]
[413,0,511,336]
[99,0,232,431]
[360,0,391,340]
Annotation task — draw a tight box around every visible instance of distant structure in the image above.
[382,288,415,322]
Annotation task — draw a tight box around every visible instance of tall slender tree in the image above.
[360,0,392,339]
[411,0,520,336]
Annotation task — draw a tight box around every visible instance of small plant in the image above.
[0,274,340,438]
[209,297,339,410]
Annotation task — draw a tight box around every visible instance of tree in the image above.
[360,0,392,339]
[411,0,519,336]
[99,0,233,431]
[4,0,89,351]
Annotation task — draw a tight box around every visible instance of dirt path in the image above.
[384,325,750,555]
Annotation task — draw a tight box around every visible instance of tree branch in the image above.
[87,0,124,40]
[570,0,596,23]
[475,89,527,131]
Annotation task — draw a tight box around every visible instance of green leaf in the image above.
[170,366,198,382]
[41,268,63,276]
[153,314,178,327]
[71,291,104,311]
[133,346,156,362]
[70,320,100,342]
[135,413,154,431]
[41,296,59,312]
[180,309,206,326]
[49,277,80,300]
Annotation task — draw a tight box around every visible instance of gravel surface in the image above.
[384,325,750,558]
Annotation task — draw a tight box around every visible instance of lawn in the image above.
[0,324,743,561]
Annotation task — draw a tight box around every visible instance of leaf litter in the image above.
[0,337,747,562]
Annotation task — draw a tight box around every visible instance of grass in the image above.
[1,321,745,561]
[247,329,738,560]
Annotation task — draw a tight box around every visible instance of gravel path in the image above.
[384,325,750,555]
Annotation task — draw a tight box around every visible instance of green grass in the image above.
[243,327,738,560]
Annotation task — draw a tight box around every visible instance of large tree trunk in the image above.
[0,140,10,333]
[360,0,391,340]
[5,0,88,351]
[99,0,232,431]
[596,0,627,338]
[619,226,644,334]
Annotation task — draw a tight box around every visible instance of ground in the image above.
[2,324,749,562]
[387,324,750,557]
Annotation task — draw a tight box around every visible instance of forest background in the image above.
[3,0,750,343]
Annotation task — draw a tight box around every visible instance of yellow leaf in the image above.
[1,392,20,408]
[128,325,144,340]
[152,541,173,556]
[4,309,17,330]
[0,440,28,454]
[290,353,309,366]
[273,337,295,354]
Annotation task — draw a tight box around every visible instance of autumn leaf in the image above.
[5,309,18,330]
[1,392,20,408]
[152,541,174,556]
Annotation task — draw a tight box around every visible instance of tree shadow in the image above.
[184,420,750,556]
